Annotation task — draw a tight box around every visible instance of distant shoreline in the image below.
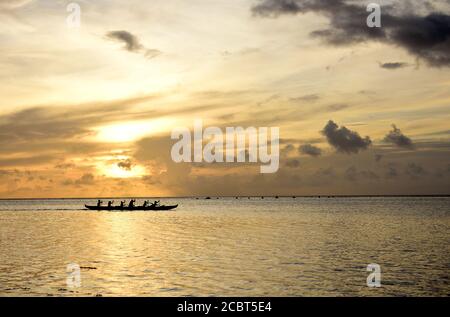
[0,195,449,201]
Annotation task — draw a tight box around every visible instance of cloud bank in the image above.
[252,0,450,67]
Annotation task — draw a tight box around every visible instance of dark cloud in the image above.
[299,144,322,157]
[252,0,450,67]
[135,135,192,194]
[322,120,372,154]
[106,30,161,59]
[107,31,142,52]
[135,135,275,196]
[383,124,414,149]
[379,62,410,70]
[118,159,133,171]
[252,0,305,17]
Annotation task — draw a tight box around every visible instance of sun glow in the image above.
[94,117,176,143]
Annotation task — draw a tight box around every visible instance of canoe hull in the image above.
[84,204,178,211]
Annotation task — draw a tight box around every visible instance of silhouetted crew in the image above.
[120,201,125,208]
[108,201,113,207]
[143,201,148,207]
[97,200,103,207]
[128,200,135,208]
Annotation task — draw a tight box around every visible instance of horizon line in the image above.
[0,194,449,201]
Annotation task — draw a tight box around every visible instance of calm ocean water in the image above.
[0,197,448,297]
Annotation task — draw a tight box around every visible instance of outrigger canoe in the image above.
[84,204,178,211]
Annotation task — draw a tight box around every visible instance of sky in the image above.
[0,0,449,198]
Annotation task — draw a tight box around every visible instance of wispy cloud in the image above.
[379,62,410,70]
[0,0,33,10]
[290,94,321,103]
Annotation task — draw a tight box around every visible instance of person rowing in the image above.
[97,200,103,207]
[128,199,136,208]
[120,200,125,208]
[150,200,160,207]
[108,200,114,207]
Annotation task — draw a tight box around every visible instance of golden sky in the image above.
[0,0,449,197]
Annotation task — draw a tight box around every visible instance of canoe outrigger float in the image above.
[85,199,178,211]
[84,204,178,211]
